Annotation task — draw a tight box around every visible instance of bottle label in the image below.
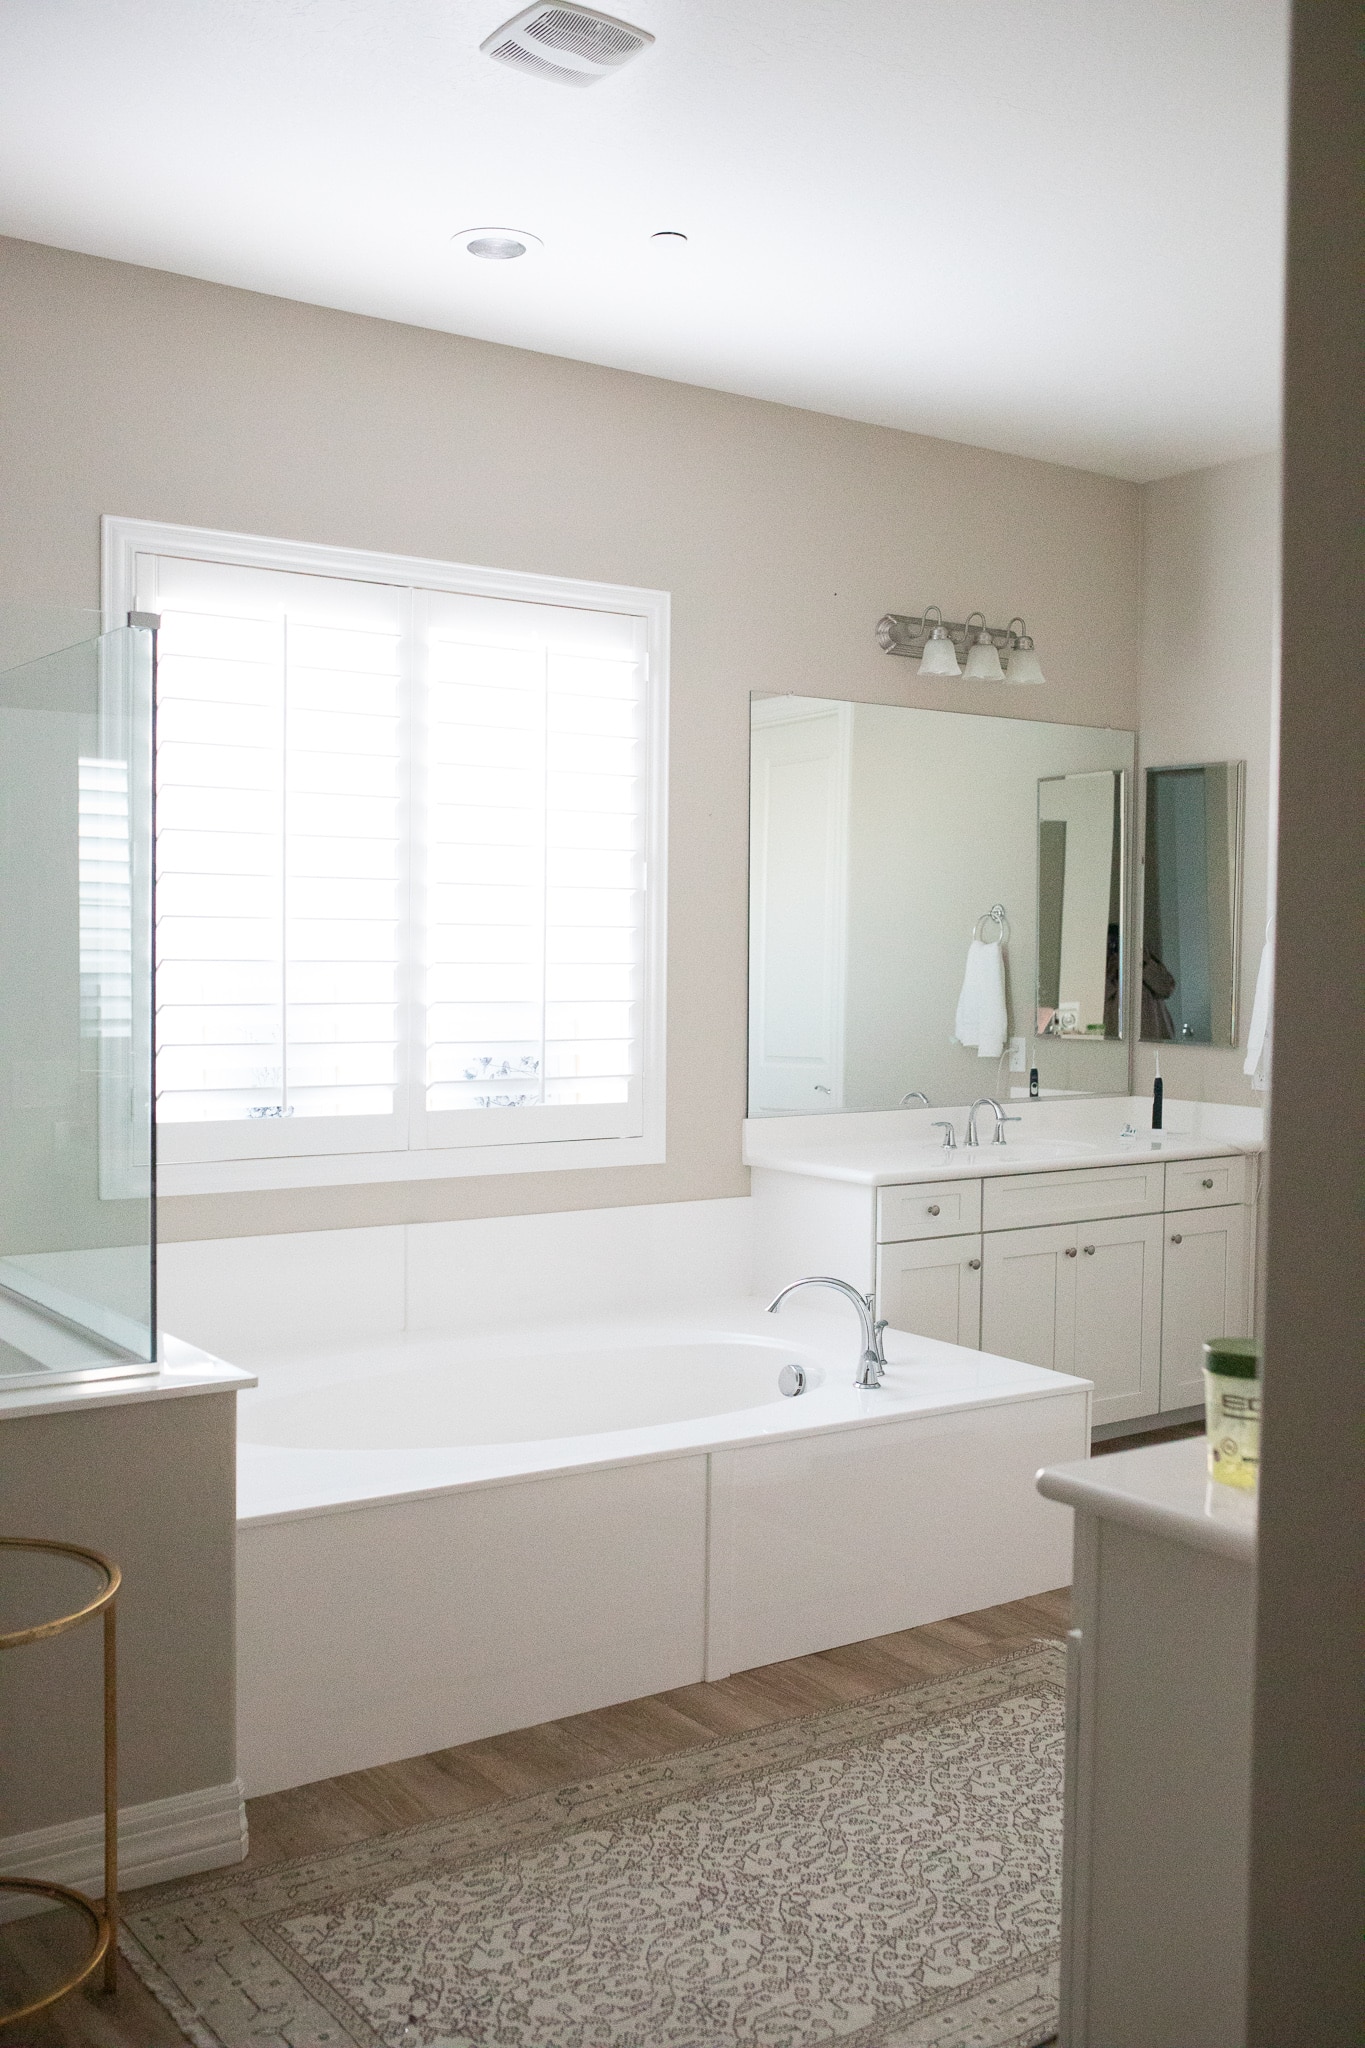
[1204,1370,1260,1490]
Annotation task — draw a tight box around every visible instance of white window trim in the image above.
[102,515,669,1197]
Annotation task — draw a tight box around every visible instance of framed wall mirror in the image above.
[1141,761,1245,1045]
[748,696,1134,1115]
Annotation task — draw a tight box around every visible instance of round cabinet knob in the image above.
[1083,1244,1096,1255]
[1170,1233,1183,1244]
[1202,1177,1214,1189]
[927,1203,940,1216]
[968,1257,981,1270]
[1064,1246,1078,1258]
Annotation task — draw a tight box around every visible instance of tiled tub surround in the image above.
[745,1096,1264,1431]
[161,1203,1086,1799]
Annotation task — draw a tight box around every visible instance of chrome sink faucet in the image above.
[967,1096,1023,1146]
[768,1276,888,1389]
[932,1119,957,1149]
[899,1090,931,1107]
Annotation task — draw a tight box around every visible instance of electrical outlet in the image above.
[1008,1036,1026,1073]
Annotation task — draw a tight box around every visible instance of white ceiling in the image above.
[0,0,1289,481]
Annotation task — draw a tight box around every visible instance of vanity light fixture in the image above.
[452,226,543,260]
[914,606,962,677]
[875,608,1045,685]
[962,612,1006,683]
[1004,619,1046,686]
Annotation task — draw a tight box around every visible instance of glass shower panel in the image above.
[0,624,156,1387]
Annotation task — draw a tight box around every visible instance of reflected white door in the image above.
[749,704,850,1111]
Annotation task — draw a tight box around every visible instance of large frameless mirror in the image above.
[1141,761,1245,1045]
[747,696,1134,1114]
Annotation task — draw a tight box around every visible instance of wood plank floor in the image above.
[0,1584,1070,2046]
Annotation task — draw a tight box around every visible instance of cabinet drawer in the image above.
[982,1162,1165,1232]
[1164,1154,1248,1211]
[878,1178,983,1243]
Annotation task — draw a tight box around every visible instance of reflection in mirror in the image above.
[1142,762,1245,1045]
[1036,770,1125,1040]
[748,697,1134,1114]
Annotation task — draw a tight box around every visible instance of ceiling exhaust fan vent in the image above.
[481,5,654,87]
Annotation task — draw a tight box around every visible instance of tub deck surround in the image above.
[235,1295,1087,1524]
[234,1295,1088,1796]
[742,1094,1265,1186]
[0,1333,255,1420]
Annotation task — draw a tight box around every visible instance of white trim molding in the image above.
[0,1778,247,1922]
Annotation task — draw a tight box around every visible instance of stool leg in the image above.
[102,1600,118,1993]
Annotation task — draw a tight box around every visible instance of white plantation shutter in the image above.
[122,530,665,1178]
[419,590,646,1147]
[145,555,406,1162]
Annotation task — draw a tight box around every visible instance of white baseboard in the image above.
[0,1778,246,1920]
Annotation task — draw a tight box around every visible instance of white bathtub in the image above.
[235,1297,1089,1796]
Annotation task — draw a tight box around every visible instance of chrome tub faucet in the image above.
[767,1275,889,1389]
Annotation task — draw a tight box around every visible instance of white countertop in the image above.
[1036,1434,1256,1563]
[744,1095,1264,1187]
[0,1332,256,1422]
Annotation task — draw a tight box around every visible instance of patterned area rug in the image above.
[122,1643,1065,2048]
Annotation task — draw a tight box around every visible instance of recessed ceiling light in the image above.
[452,227,543,261]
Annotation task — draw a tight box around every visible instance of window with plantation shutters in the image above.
[106,521,668,1191]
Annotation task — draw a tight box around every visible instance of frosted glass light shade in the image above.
[917,627,961,677]
[963,632,1005,682]
[1005,640,1046,685]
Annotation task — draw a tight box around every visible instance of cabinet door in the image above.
[1073,1213,1164,1425]
[1160,1205,1251,1411]
[877,1234,982,1348]
[981,1223,1077,1372]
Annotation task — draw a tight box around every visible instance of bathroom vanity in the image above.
[747,1095,1262,1432]
[1037,1437,1256,2047]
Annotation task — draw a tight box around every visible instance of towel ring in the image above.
[973,904,1009,944]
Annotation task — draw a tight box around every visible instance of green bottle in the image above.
[1203,1338,1261,1490]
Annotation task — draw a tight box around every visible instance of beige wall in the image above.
[0,1393,237,1831]
[0,235,1141,1241]
[1135,451,1279,1103]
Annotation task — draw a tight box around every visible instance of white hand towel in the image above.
[1243,919,1274,1090]
[955,937,1009,1059]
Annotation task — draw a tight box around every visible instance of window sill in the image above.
[156,1129,666,1197]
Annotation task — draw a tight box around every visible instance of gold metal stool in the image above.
[0,1537,120,2026]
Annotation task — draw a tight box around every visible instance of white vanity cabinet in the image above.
[1159,1204,1250,1410]
[749,1113,1261,1439]
[876,1233,983,1347]
[980,1213,1163,1425]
